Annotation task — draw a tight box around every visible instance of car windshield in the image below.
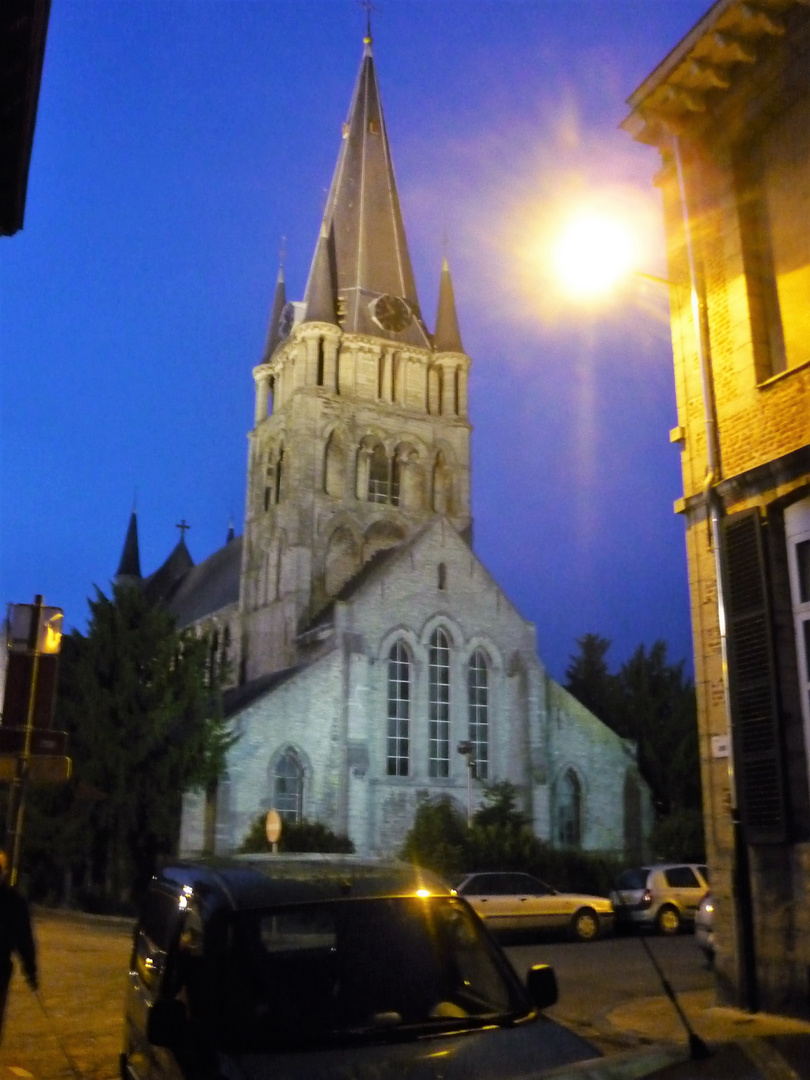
[214,895,528,1051]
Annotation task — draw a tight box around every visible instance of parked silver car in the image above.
[695,891,715,963]
[610,863,709,935]
[455,871,613,941]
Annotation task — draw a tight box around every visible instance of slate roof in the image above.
[302,31,431,349]
[166,534,242,626]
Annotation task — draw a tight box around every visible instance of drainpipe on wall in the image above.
[672,134,759,1013]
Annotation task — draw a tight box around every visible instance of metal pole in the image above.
[8,595,44,887]
[672,137,758,1012]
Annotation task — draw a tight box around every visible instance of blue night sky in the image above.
[1,0,711,684]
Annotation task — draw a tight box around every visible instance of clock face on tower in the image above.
[370,294,413,333]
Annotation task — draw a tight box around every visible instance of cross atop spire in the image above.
[359,0,376,46]
[176,519,191,541]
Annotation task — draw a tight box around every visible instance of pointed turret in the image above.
[303,29,430,348]
[304,222,337,325]
[261,265,287,361]
[434,257,464,353]
[115,510,142,584]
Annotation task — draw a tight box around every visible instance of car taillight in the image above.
[639,890,652,909]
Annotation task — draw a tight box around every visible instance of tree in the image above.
[564,634,703,857]
[564,634,626,736]
[616,641,700,817]
[25,582,233,906]
[400,795,469,880]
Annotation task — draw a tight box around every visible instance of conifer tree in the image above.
[26,582,233,905]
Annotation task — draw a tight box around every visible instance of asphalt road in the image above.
[504,932,714,1051]
[0,911,712,1080]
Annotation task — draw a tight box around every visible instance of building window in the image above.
[275,447,284,503]
[387,642,410,776]
[736,95,810,380]
[368,444,389,503]
[556,768,582,847]
[467,649,488,780]
[787,497,810,750]
[429,628,450,777]
[273,749,303,821]
[437,563,447,590]
[390,454,401,506]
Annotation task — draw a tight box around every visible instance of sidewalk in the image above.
[604,988,810,1045]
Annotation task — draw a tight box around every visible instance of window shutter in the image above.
[722,510,787,843]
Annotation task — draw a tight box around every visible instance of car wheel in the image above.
[570,908,600,942]
[656,905,681,935]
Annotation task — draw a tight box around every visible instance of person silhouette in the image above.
[0,848,38,1045]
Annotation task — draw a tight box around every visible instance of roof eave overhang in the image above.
[621,0,807,148]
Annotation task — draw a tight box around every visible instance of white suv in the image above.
[610,863,709,935]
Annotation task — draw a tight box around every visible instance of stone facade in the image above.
[128,30,654,865]
[179,520,651,858]
[624,0,810,1016]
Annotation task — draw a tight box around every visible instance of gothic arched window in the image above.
[468,649,489,780]
[275,447,285,504]
[429,628,450,777]
[556,768,582,847]
[387,642,410,776]
[368,443,389,503]
[273,748,304,821]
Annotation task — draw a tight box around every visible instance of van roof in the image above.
[154,854,452,911]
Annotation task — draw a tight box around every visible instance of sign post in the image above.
[2,596,70,885]
[265,809,282,853]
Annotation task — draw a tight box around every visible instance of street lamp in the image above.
[551,166,757,1011]
[456,740,476,826]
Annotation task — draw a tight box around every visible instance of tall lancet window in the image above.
[467,649,489,780]
[387,642,410,776]
[429,628,451,777]
[556,768,582,847]
[368,443,389,503]
[273,748,304,822]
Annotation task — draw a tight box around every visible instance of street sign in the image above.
[265,809,282,845]
[0,727,68,756]
[0,755,72,784]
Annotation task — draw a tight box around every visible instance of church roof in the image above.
[166,533,242,626]
[303,30,431,349]
[143,537,195,607]
[115,510,142,582]
[261,265,286,362]
[222,663,303,717]
[434,257,464,354]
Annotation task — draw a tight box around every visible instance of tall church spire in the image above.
[115,509,142,584]
[303,29,430,348]
[261,263,287,361]
[434,256,464,353]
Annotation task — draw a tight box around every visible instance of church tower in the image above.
[240,29,472,681]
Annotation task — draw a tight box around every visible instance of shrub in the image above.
[399,795,469,881]
[239,815,354,854]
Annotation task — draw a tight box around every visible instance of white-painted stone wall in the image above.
[180,519,652,858]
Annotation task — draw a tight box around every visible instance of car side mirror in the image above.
[526,964,558,1010]
[147,998,188,1047]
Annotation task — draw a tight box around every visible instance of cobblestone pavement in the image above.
[0,910,133,1080]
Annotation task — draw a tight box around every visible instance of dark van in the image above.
[120,854,600,1080]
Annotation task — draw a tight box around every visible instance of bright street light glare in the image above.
[553,211,637,300]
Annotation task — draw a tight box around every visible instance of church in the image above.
[116,28,652,859]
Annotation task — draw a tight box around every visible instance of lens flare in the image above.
[553,211,637,299]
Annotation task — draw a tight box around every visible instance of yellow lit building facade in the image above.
[624,0,810,1016]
